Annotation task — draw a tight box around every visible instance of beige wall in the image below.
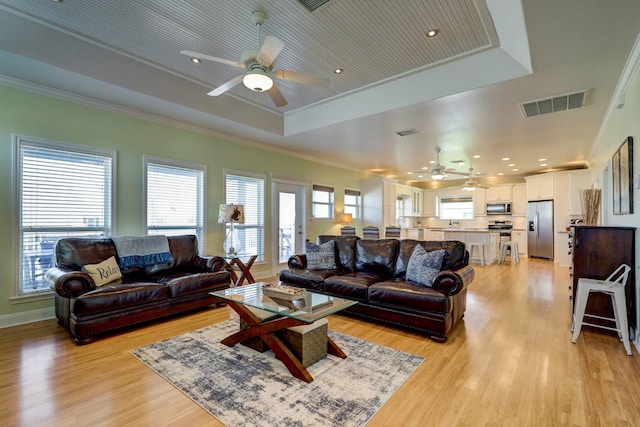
[0,85,366,321]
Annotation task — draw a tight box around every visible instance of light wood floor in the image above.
[2,258,640,427]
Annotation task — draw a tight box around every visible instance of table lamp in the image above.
[218,204,245,256]
[341,213,353,226]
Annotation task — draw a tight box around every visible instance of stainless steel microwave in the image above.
[486,203,511,215]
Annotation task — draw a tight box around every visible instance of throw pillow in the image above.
[305,240,337,270]
[406,245,446,287]
[82,256,123,287]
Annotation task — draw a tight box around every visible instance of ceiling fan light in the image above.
[243,70,273,92]
[431,173,446,181]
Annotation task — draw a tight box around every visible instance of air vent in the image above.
[395,129,419,137]
[296,0,332,12]
[519,89,589,118]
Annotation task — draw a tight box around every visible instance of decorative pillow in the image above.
[82,256,123,287]
[406,246,446,287]
[305,240,337,270]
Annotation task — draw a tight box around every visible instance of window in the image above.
[15,135,114,295]
[439,196,473,220]
[312,184,334,219]
[145,157,205,253]
[224,170,264,261]
[344,188,361,220]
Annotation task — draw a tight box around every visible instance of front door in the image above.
[273,181,306,269]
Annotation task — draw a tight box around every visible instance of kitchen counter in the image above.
[429,228,501,232]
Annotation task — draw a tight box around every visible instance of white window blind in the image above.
[344,188,361,219]
[224,171,264,260]
[312,184,334,219]
[439,196,473,220]
[16,136,114,294]
[146,158,205,252]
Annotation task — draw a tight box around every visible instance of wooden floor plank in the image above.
[2,258,640,426]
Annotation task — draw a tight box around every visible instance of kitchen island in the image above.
[429,229,501,265]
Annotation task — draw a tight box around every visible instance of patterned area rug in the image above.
[131,320,424,427]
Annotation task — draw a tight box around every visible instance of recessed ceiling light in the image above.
[334,68,343,74]
[512,168,519,172]
[457,161,465,166]
[429,160,435,164]
[190,57,201,64]
[540,163,548,167]
[507,163,515,167]
[421,166,429,170]
[538,158,547,162]
[498,173,504,176]
[502,157,510,161]
[407,172,413,175]
[425,29,439,38]
[473,155,481,159]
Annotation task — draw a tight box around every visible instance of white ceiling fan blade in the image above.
[267,83,288,107]
[207,75,243,96]
[181,50,245,69]
[257,35,285,66]
[272,69,330,88]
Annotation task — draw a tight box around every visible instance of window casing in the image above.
[224,170,265,261]
[344,188,361,220]
[15,135,114,295]
[145,157,205,253]
[312,184,334,219]
[439,196,474,220]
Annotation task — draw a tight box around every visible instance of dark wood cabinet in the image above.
[570,225,636,331]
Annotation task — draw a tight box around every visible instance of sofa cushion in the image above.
[81,256,122,287]
[368,279,451,313]
[394,240,466,277]
[355,239,398,276]
[305,240,337,269]
[324,272,387,300]
[71,283,169,315]
[406,247,446,287]
[156,271,231,298]
[279,268,340,292]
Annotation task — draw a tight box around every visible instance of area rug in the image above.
[131,319,424,427]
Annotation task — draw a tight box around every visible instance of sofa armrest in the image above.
[432,265,475,296]
[287,254,307,269]
[45,267,95,298]
[194,255,226,272]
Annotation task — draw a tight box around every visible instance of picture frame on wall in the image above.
[612,136,633,215]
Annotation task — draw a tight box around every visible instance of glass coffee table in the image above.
[210,282,357,383]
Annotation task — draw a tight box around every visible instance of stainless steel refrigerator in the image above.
[527,200,554,260]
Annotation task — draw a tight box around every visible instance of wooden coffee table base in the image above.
[221,299,347,383]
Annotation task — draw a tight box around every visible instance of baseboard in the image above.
[0,307,56,329]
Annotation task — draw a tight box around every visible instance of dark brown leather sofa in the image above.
[279,236,474,342]
[46,234,231,344]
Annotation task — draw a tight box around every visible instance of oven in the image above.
[488,220,513,241]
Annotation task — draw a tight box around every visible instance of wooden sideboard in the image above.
[570,225,636,331]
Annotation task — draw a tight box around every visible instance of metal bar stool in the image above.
[499,241,519,265]
[468,242,486,266]
[571,264,632,356]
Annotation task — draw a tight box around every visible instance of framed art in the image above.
[612,136,633,215]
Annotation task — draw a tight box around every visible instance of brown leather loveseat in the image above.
[279,236,474,342]
[46,234,231,344]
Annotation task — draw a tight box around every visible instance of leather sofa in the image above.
[46,234,231,344]
[279,236,474,342]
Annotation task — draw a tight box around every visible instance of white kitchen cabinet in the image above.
[511,230,527,255]
[396,184,412,197]
[525,174,554,200]
[512,184,526,216]
[422,190,436,217]
[423,230,444,240]
[362,178,398,229]
[412,188,422,215]
[486,185,513,202]
[472,189,486,216]
[383,180,397,226]
[443,230,499,264]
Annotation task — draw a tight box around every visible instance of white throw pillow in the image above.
[82,256,123,287]
[406,246,446,287]
[305,240,337,270]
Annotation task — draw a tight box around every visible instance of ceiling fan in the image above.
[181,11,330,107]
[460,166,489,192]
[409,146,468,181]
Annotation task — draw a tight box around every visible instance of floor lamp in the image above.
[218,204,245,256]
